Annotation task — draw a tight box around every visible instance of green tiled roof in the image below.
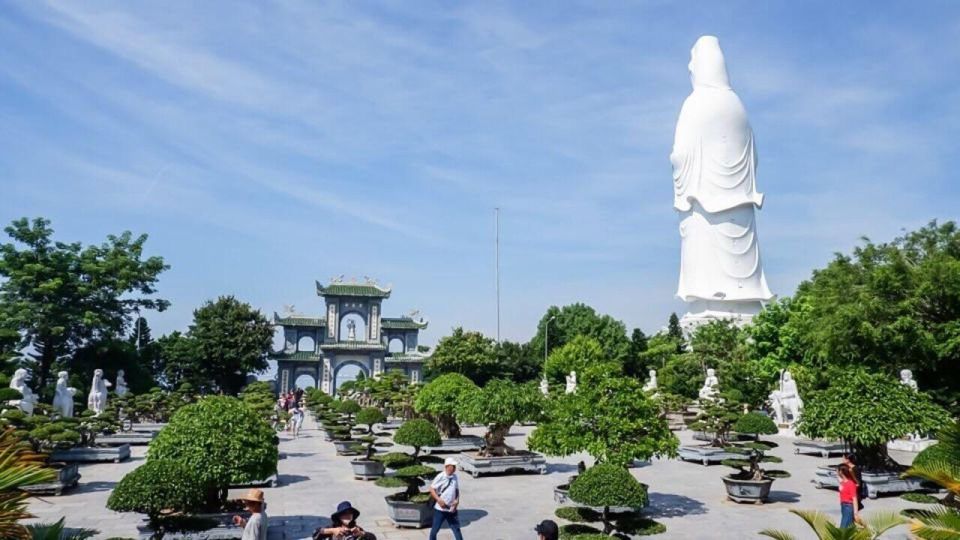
[269,350,322,361]
[382,317,428,330]
[320,341,387,351]
[316,280,392,298]
[273,313,326,327]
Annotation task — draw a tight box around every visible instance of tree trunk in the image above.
[602,506,612,534]
[438,414,461,438]
[480,423,515,456]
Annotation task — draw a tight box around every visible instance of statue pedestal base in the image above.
[680,299,765,334]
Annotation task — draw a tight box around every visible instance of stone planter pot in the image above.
[793,439,846,458]
[722,475,774,504]
[136,512,243,539]
[130,422,167,433]
[385,495,435,528]
[21,462,80,496]
[350,458,385,480]
[457,451,547,477]
[333,440,361,456]
[99,431,157,446]
[678,445,742,466]
[423,436,484,455]
[813,466,932,498]
[51,444,131,463]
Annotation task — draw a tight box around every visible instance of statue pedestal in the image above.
[680,300,765,333]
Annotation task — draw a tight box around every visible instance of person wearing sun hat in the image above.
[232,488,268,540]
[313,501,376,539]
[428,457,463,540]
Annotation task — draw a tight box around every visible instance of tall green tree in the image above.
[189,296,273,394]
[494,340,540,383]
[423,327,499,385]
[154,331,204,391]
[528,303,631,364]
[0,218,168,389]
[624,328,649,377]
[667,313,684,351]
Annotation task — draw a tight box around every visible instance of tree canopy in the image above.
[529,303,631,364]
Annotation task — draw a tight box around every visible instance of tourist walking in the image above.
[837,464,860,528]
[290,406,304,438]
[313,501,376,539]
[233,488,268,540]
[534,519,559,540]
[429,457,463,540]
[843,453,866,510]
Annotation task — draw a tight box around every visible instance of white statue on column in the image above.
[539,378,549,396]
[670,35,774,331]
[565,371,577,394]
[899,369,918,392]
[698,368,719,401]
[769,370,802,426]
[8,368,37,415]
[53,371,77,418]
[642,370,658,393]
[115,369,128,396]
[347,319,357,341]
[87,369,112,416]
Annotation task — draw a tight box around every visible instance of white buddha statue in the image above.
[642,370,658,393]
[671,35,774,330]
[900,369,918,392]
[698,368,719,401]
[769,370,802,426]
[565,371,577,394]
[347,319,357,341]
[53,371,77,418]
[8,368,37,415]
[115,369,128,396]
[87,369,112,416]
[539,378,549,396]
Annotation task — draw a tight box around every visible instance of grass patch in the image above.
[901,492,939,504]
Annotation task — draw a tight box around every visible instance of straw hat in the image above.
[238,488,265,504]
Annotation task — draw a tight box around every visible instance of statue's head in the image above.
[783,371,792,381]
[900,369,912,381]
[649,369,657,378]
[118,369,125,377]
[706,368,716,377]
[57,371,68,382]
[12,368,28,383]
[94,368,103,378]
[688,35,731,90]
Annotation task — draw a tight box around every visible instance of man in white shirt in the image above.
[233,488,268,540]
[428,457,463,540]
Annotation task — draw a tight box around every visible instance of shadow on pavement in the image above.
[276,474,311,486]
[645,492,708,518]
[457,508,488,527]
[767,490,802,503]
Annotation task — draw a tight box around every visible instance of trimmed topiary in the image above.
[569,463,649,535]
[413,373,478,438]
[393,419,441,458]
[356,407,386,432]
[107,459,209,532]
[337,399,361,420]
[555,506,600,523]
[734,412,778,438]
[147,396,277,509]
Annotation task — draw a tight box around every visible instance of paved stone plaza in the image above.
[26,416,921,539]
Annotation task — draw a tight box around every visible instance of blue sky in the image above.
[1,1,958,347]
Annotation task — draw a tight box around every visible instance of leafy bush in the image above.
[337,399,361,420]
[544,336,610,387]
[413,373,478,438]
[457,379,541,456]
[147,396,277,508]
[239,381,279,424]
[107,460,209,530]
[356,407,386,431]
[1,406,84,453]
[688,393,743,447]
[734,412,778,437]
[393,419,441,458]
[657,354,703,399]
[569,463,649,534]
[901,492,939,504]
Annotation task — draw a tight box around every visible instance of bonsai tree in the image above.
[688,391,744,447]
[107,459,209,539]
[0,404,86,453]
[529,376,678,468]
[355,407,387,460]
[337,399,361,423]
[567,463,649,535]
[413,373,478,438]
[722,412,789,489]
[797,370,950,470]
[147,396,278,509]
[239,381,279,424]
[374,419,440,503]
[759,509,907,539]
[457,380,541,456]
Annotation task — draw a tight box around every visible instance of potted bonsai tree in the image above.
[107,459,214,539]
[375,418,440,528]
[332,400,363,455]
[561,463,659,538]
[678,391,747,466]
[798,370,950,498]
[148,396,279,510]
[529,374,678,504]
[720,412,790,503]
[350,407,388,479]
[1,404,88,494]
[413,373,482,453]
[456,379,545,477]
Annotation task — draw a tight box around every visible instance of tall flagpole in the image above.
[495,207,501,343]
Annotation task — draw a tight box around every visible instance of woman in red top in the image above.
[838,464,859,528]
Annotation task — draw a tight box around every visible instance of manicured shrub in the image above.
[569,463,648,535]
[356,407,386,431]
[457,379,541,456]
[147,396,277,508]
[414,373,478,438]
[107,459,209,530]
[374,421,439,503]
[734,412,778,437]
[393,418,441,458]
[337,399,361,419]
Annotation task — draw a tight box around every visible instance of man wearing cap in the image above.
[428,457,463,540]
[233,488,268,540]
[535,519,559,540]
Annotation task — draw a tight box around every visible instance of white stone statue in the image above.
[8,368,37,415]
[347,319,357,341]
[698,368,719,401]
[769,370,803,426]
[87,369,112,416]
[671,35,774,331]
[115,369,128,397]
[539,378,549,396]
[565,371,577,394]
[642,370,658,393]
[900,369,918,391]
[53,371,77,418]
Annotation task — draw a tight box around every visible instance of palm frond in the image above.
[0,428,56,540]
[758,529,799,540]
[908,506,960,540]
[906,459,960,497]
[861,510,909,538]
[790,509,836,539]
